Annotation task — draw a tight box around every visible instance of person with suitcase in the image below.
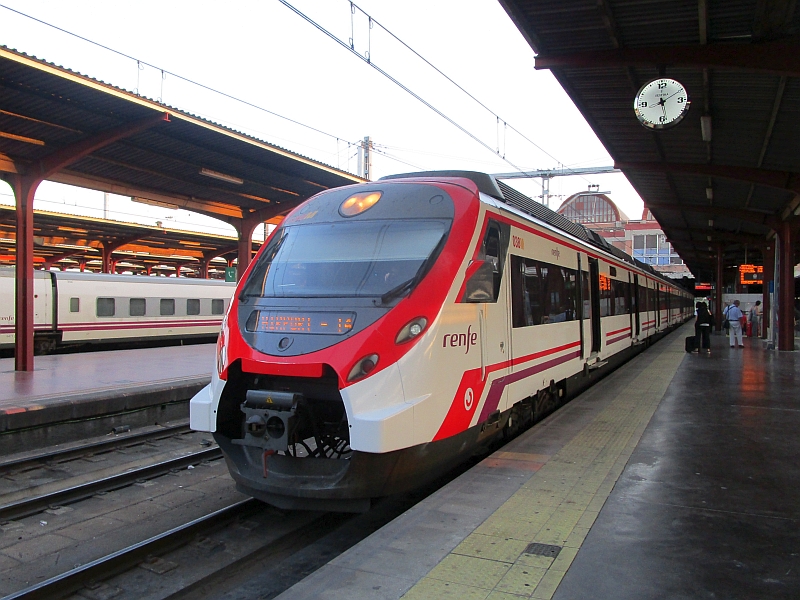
[694,302,713,353]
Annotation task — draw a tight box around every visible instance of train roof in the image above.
[382,171,685,290]
[0,267,235,286]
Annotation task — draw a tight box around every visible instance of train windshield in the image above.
[242,219,449,299]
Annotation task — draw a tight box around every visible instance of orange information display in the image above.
[599,274,612,291]
[739,264,763,285]
[255,311,354,335]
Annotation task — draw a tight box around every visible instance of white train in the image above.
[0,268,235,353]
[190,171,693,512]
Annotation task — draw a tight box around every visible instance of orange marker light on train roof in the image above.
[339,191,382,217]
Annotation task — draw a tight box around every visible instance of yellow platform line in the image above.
[402,333,687,600]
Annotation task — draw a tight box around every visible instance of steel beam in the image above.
[778,221,795,350]
[534,42,800,78]
[762,241,775,340]
[617,161,800,196]
[715,244,724,332]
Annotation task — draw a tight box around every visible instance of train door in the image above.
[632,274,640,337]
[588,258,601,354]
[478,220,510,419]
[655,285,661,329]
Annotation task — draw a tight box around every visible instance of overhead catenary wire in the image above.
[0,3,349,145]
[278,0,533,178]
[346,1,592,183]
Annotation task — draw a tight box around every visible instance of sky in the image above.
[0,0,646,239]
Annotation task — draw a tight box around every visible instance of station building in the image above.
[557,190,692,280]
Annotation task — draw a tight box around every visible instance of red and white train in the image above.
[0,268,235,353]
[190,172,692,512]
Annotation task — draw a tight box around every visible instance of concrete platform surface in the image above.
[277,326,799,599]
[0,344,214,431]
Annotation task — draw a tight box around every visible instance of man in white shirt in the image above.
[726,299,744,347]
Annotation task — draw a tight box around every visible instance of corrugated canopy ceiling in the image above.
[500,0,800,281]
[0,46,362,229]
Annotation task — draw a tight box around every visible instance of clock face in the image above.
[634,78,690,130]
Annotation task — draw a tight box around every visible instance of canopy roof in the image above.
[500,0,800,279]
[0,46,362,228]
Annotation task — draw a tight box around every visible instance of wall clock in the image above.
[634,78,690,130]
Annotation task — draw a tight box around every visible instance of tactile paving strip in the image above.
[401,332,687,600]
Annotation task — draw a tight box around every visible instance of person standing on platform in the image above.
[749,301,762,337]
[695,302,713,353]
[727,299,745,347]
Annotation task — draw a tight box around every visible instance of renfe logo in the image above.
[443,325,478,354]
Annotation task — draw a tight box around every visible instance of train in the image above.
[189,171,693,512]
[0,268,235,353]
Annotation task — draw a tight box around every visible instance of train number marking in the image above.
[551,248,561,259]
[442,325,478,354]
[464,388,474,411]
[512,235,524,249]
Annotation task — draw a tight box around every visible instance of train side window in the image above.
[612,279,628,314]
[187,299,201,315]
[581,271,591,320]
[96,297,115,317]
[211,299,224,315]
[130,298,146,317]
[461,220,509,303]
[599,275,612,317]
[511,255,577,327]
[69,297,80,313]
[160,298,175,316]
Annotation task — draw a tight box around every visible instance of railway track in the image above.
[0,446,223,522]
[2,499,258,600]
[0,421,193,474]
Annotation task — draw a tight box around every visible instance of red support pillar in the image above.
[778,222,795,351]
[79,260,86,273]
[146,265,153,276]
[10,112,170,372]
[13,175,38,371]
[236,218,260,280]
[762,243,774,339]
[715,244,724,332]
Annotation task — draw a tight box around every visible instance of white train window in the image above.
[187,299,200,315]
[97,297,115,317]
[160,298,175,316]
[69,297,80,313]
[130,298,146,317]
[211,299,224,315]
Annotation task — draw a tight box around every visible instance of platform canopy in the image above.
[0,204,271,277]
[501,0,800,350]
[499,0,800,283]
[0,45,363,370]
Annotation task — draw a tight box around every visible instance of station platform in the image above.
[279,325,800,600]
[0,344,214,448]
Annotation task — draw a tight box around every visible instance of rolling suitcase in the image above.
[685,335,698,353]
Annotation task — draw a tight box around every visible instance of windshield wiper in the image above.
[379,277,416,305]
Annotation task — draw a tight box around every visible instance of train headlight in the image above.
[347,354,379,382]
[216,316,229,379]
[395,317,428,344]
[339,191,381,217]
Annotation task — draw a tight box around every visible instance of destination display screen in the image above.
[254,311,355,335]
